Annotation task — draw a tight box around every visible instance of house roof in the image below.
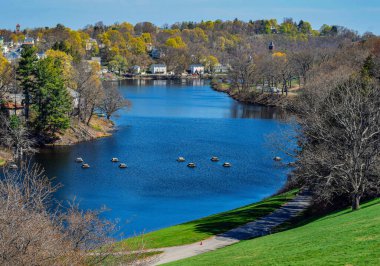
[151,64,166,67]
[2,102,24,109]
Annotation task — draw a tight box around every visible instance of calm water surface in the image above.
[35,79,293,237]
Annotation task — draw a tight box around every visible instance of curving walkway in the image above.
[151,191,312,265]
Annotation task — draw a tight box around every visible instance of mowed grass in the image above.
[166,198,380,266]
[115,190,298,250]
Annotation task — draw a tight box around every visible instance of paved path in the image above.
[151,191,312,265]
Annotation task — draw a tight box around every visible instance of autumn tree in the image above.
[0,114,35,160]
[0,53,13,99]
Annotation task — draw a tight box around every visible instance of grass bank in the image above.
[115,190,298,250]
[166,198,380,266]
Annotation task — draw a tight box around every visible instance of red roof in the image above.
[2,102,24,109]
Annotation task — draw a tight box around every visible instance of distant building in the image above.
[213,64,230,73]
[4,51,20,62]
[1,46,9,54]
[150,64,167,74]
[24,37,35,44]
[151,48,161,59]
[85,38,98,51]
[189,64,205,75]
[90,57,101,65]
[131,65,141,74]
[16,24,20,33]
[1,93,25,117]
[146,43,153,52]
[37,52,46,60]
[67,88,80,110]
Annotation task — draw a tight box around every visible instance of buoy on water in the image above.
[82,163,90,169]
[187,163,196,168]
[119,163,128,168]
[177,157,185,162]
[211,156,219,162]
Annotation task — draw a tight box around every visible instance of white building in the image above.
[23,37,35,45]
[86,38,98,51]
[132,65,141,74]
[150,64,167,74]
[189,64,205,75]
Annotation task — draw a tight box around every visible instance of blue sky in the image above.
[0,0,379,34]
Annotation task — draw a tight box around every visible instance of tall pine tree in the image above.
[17,46,38,120]
[34,57,71,135]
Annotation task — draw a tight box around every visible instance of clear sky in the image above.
[0,0,379,34]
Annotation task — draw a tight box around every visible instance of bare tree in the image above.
[230,53,257,92]
[73,61,100,123]
[99,82,130,120]
[293,73,380,210]
[0,160,154,265]
[289,49,315,88]
[0,114,35,161]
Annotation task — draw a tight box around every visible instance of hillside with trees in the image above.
[1,18,380,264]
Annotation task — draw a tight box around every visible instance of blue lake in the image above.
[35,79,292,237]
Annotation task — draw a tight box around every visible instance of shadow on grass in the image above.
[191,200,291,235]
[274,197,380,234]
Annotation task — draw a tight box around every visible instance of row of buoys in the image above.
[177,156,232,168]
[75,157,128,169]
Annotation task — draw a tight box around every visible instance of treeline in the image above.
[0,18,367,74]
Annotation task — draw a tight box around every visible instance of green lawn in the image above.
[166,198,380,266]
[0,158,5,167]
[115,190,298,250]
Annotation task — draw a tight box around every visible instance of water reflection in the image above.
[229,101,288,120]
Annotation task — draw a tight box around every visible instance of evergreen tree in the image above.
[34,57,71,135]
[17,46,38,120]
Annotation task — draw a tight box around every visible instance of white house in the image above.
[189,64,205,75]
[150,64,167,74]
[1,45,9,54]
[131,65,141,74]
[67,88,80,110]
[86,38,98,51]
[23,37,35,46]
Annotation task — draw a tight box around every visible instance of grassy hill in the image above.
[114,190,297,250]
[166,198,380,266]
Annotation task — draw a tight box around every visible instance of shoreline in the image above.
[210,80,296,108]
[0,116,114,167]
[48,116,114,146]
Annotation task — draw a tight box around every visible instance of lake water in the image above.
[35,79,293,237]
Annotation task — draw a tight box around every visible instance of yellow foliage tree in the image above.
[45,49,75,88]
[165,36,187,49]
